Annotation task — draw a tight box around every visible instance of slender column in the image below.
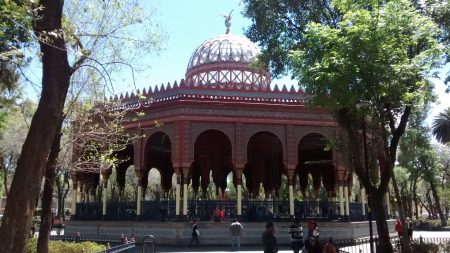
[175,173,181,217]
[237,185,242,216]
[137,185,143,216]
[236,168,243,216]
[71,181,78,219]
[182,168,189,219]
[339,185,344,216]
[361,187,366,216]
[344,185,350,219]
[102,180,108,219]
[287,170,295,217]
[81,184,86,203]
[289,185,294,216]
[385,191,391,218]
[183,182,188,217]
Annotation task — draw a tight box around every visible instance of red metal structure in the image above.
[71,27,361,222]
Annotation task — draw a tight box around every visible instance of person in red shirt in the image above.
[307,219,316,239]
[219,209,225,222]
[395,219,403,239]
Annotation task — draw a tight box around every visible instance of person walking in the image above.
[230,218,244,250]
[262,222,278,253]
[395,219,403,239]
[187,220,200,247]
[406,217,414,240]
[288,217,304,253]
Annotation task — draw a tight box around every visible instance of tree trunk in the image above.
[1,156,8,196]
[413,178,419,220]
[0,1,69,252]
[430,180,447,226]
[391,172,413,253]
[371,192,394,253]
[426,191,436,218]
[37,124,62,253]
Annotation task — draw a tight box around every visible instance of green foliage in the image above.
[410,240,440,253]
[26,238,106,253]
[291,0,441,111]
[432,107,450,144]
[242,0,341,77]
[0,0,32,61]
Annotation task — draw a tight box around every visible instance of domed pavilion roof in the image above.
[185,32,271,91]
[187,33,260,69]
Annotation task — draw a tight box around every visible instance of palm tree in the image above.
[432,108,450,144]
[431,107,450,227]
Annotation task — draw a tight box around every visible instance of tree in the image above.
[0,99,35,197]
[243,0,444,252]
[0,1,70,252]
[432,107,450,144]
[33,1,164,252]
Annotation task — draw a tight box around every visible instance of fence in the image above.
[332,236,450,253]
[75,200,379,221]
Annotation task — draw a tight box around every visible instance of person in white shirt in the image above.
[230,218,244,249]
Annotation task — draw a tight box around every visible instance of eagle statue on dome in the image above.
[221,9,233,34]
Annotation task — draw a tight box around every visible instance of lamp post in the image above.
[358,103,375,253]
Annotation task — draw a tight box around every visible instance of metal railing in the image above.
[74,200,381,221]
[97,242,136,253]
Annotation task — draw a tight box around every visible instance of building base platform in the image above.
[64,219,395,245]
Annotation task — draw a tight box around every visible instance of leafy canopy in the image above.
[290,0,442,111]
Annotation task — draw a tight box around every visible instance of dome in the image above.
[185,33,271,91]
[187,33,260,68]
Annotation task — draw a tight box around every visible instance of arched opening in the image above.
[191,129,232,198]
[244,131,285,198]
[297,133,335,198]
[296,133,336,219]
[145,132,173,194]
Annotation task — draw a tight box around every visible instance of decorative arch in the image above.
[243,124,286,162]
[190,122,235,161]
[297,133,335,195]
[244,131,285,197]
[191,129,233,196]
[143,131,174,193]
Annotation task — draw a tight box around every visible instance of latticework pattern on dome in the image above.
[187,33,260,68]
[185,33,271,91]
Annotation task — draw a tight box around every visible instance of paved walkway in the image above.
[152,231,450,253]
[49,229,450,252]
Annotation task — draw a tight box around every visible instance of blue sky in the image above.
[23,0,449,126]
[124,0,296,94]
[124,0,450,125]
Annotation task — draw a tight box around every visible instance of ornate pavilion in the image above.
[70,23,383,224]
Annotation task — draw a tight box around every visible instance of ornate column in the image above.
[344,185,350,220]
[101,167,112,220]
[182,167,190,220]
[137,183,143,219]
[175,170,181,218]
[361,187,366,217]
[338,184,344,217]
[76,181,82,203]
[287,169,295,217]
[80,183,86,203]
[235,166,244,217]
[71,180,78,219]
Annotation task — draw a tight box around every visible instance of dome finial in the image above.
[222,9,233,34]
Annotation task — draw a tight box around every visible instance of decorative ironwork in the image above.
[75,200,370,222]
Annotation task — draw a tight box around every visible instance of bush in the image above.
[26,238,106,253]
[410,240,440,253]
